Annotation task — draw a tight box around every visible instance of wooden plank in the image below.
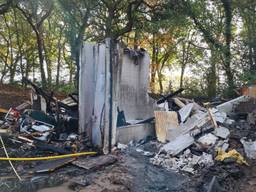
[15,101,31,111]
[208,108,218,128]
[154,111,179,143]
[179,103,194,123]
[72,155,117,170]
[173,98,185,108]
[180,112,210,134]
[176,97,193,104]
[31,157,75,173]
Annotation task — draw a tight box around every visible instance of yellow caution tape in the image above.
[0,151,97,161]
[215,148,248,166]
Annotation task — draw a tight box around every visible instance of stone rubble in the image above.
[150,149,214,174]
[150,96,253,175]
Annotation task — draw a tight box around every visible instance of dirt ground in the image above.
[0,84,30,109]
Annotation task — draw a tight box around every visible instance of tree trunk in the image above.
[157,70,163,94]
[207,47,217,98]
[0,62,8,83]
[17,4,52,87]
[13,9,23,84]
[35,28,47,87]
[43,42,52,86]
[222,0,234,96]
[179,41,191,89]
[56,29,64,87]
[251,22,256,70]
[133,30,139,49]
[73,28,86,89]
[69,70,73,84]
[8,28,15,84]
[56,44,62,87]
[180,67,185,89]
[150,34,157,93]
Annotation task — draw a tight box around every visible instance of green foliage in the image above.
[182,77,207,98]
[0,0,254,98]
[239,71,256,85]
[53,83,76,94]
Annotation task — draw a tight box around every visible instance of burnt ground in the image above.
[0,131,254,192]
[0,84,188,192]
[0,135,188,192]
[0,136,253,192]
[0,84,256,192]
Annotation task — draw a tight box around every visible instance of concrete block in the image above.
[213,111,227,123]
[197,133,218,146]
[161,134,194,156]
[213,126,230,139]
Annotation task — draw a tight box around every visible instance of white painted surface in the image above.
[79,41,154,149]
[216,96,249,113]
[116,123,155,144]
[118,52,154,121]
[79,43,95,138]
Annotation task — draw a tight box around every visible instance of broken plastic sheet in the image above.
[215,149,248,165]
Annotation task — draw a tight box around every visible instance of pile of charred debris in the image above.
[0,79,120,192]
[0,78,81,147]
[2,80,256,191]
[118,89,256,191]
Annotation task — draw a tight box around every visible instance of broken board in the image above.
[180,112,210,134]
[154,111,179,142]
[216,96,249,113]
[208,108,218,128]
[161,134,194,156]
[179,103,194,123]
[173,98,185,108]
[72,155,117,170]
[31,157,75,173]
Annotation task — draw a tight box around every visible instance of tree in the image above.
[124,0,191,93]
[16,0,53,87]
[0,9,25,84]
[58,0,98,86]
[88,0,144,41]
[0,0,13,15]
[183,0,235,96]
[237,1,256,71]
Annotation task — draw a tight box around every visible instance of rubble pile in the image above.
[0,80,124,191]
[1,79,256,191]
[150,95,253,174]
[150,149,214,174]
[1,78,80,144]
